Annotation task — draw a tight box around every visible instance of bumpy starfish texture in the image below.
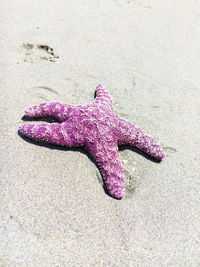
[19,84,165,198]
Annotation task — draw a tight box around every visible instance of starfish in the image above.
[19,84,165,199]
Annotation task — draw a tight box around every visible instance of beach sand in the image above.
[0,0,200,265]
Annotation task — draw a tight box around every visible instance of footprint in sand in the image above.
[18,43,59,63]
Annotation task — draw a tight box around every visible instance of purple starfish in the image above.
[19,84,165,199]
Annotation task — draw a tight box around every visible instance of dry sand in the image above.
[0,0,200,266]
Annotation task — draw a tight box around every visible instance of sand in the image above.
[0,0,200,266]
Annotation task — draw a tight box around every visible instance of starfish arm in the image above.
[86,139,124,198]
[117,118,166,160]
[19,122,83,147]
[92,84,113,110]
[25,102,75,122]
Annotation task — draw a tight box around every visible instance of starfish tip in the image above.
[157,151,166,160]
[159,149,166,159]
[96,83,104,89]
[25,107,33,117]
[110,187,125,199]
[19,124,25,134]
[113,192,124,199]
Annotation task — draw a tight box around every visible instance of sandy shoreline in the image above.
[0,0,200,265]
